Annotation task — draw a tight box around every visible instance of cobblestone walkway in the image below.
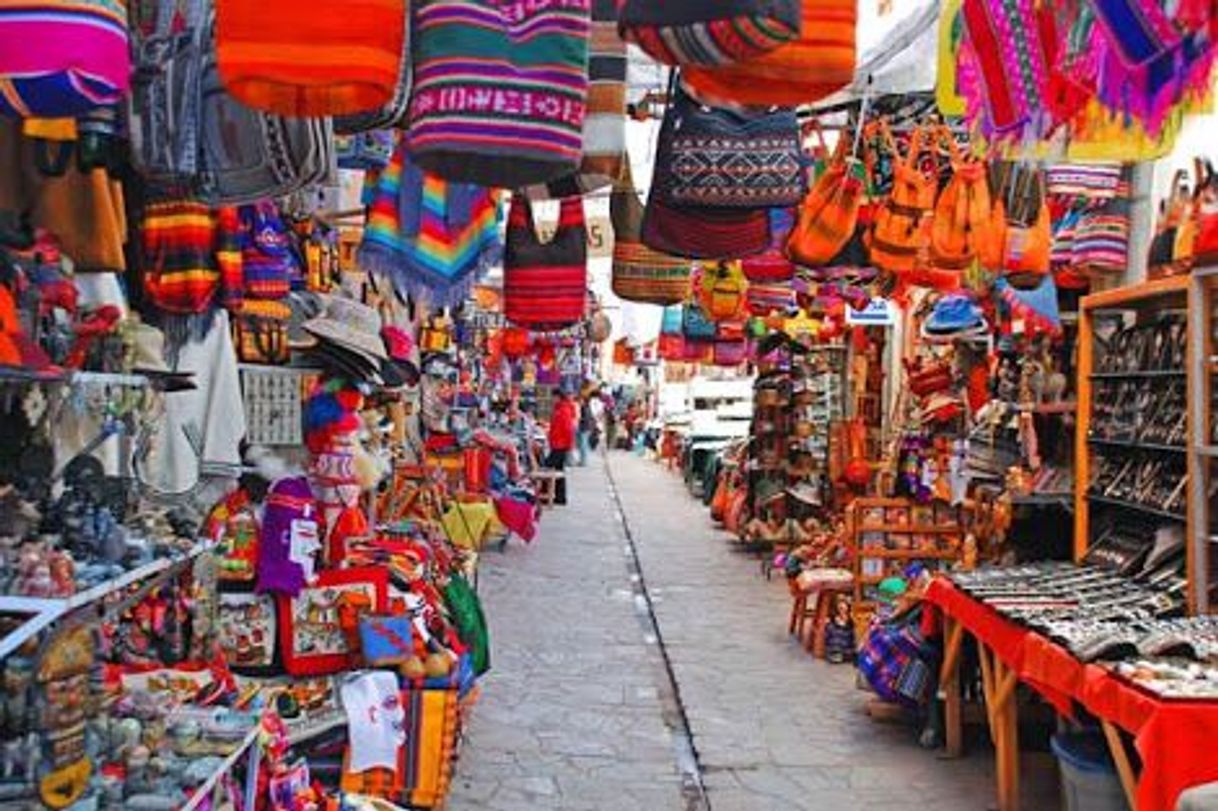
[451,452,1060,811]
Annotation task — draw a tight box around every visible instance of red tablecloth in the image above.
[925,578,1218,811]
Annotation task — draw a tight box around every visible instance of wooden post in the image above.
[939,620,965,758]
[1101,720,1138,811]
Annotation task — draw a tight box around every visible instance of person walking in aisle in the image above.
[547,387,577,505]
[575,391,595,466]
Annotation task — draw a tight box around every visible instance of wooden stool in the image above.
[530,470,562,508]
[787,583,818,641]
[805,583,853,659]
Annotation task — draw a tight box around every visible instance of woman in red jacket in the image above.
[547,389,577,505]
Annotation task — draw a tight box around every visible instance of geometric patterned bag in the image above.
[652,80,802,210]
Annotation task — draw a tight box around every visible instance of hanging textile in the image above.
[358,136,502,307]
[681,0,856,107]
[216,0,406,116]
[407,0,592,187]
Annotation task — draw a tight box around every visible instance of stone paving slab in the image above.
[608,451,1061,811]
[448,458,687,811]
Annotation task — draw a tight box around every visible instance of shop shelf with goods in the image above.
[1075,274,1201,610]
[848,496,971,623]
[1188,269,1218,613]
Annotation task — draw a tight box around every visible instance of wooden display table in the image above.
[927,577,1218,811]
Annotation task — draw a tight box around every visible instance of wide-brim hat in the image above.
[303,295,387,362]
[306,343,384,387]
[287,291,325,349]
[126,320,195,392]
[923,294,987,339]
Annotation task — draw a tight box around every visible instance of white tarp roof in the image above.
[814,0,942,107]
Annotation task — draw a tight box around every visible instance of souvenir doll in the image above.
[823,594,856,664]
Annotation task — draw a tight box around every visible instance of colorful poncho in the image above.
[358,136,502,307]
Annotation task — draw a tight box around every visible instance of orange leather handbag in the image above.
[681,0,856,107]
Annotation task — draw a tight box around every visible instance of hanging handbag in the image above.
[867,122,939,276]
[128,0,207,182]
[197,13,334,206]
[746,282,796,318]
[641,196,770,260]
[504,196,588,331]
[697,261,749,322]
[1073,198,1130,277]
[619,0,800,67]
[995,162,1051,278]
[333,4,412,134]
[681,0,856,107]
[1148,169,1191,279]
[215,0,406,117]
[141,199,221,315]
[0,0,130,117]
[528,0,627,198]
[681,303,718,341]
[788,133,866,268]
[406,0,591,187]
[239,202,300,300]
[232,299,292,364]
[712,339,748,367]
[930,134,1005,275]
[654,81,803,210]
[610,162,691,305]
[743,209,795,282]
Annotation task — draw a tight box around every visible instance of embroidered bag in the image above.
[128,0,207,182]
[610,162,690,306]
[359,137,502,307]
[746,282,796,317]
[681,0,856,107]
[681,303,717,341]
[697,261,748,322]
[712,338,748,367]
[653,81,803,210]
[239,202,299,300]
[142,199,220,315]
[216,0,406,117]
[867,122,938,276]
[504,196,587,330]
[1074,198,1130,277]
[618,0,801,67]
[995,162,1050,277]
[641,195,770,260]
[232,299,291,364]
[335,130,395,172]
[407,0,591,188]
[0,0,130,117]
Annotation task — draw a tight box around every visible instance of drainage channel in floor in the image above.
[604,458,711,811]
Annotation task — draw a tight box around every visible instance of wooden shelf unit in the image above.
[849,497,967,614]
[1074,275,1208,611]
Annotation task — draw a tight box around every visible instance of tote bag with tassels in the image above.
[619,0,801,67]
[611,162,691,306]
[407,0,591,188]
[682,0,856,107]
[504,195,588,330]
